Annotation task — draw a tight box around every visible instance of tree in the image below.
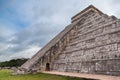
[0,58,28,67]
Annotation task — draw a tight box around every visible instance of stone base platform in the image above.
[42,71,120,80]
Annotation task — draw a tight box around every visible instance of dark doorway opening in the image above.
[46,63,50,71]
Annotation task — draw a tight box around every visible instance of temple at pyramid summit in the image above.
[16,5,120,76]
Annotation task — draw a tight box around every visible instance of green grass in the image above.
[0,69,86,80]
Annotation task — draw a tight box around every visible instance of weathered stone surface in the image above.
[16,5,120,76]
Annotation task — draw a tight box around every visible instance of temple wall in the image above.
[51,11,120,76]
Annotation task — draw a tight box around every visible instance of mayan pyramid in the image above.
[16,5,120,76]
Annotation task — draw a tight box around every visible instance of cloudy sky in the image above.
[0,0,120,61]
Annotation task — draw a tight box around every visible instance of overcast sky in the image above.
[0,0,120,61]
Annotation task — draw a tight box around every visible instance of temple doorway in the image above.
[46,63,50,71]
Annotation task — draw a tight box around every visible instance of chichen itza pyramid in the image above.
[16,5,120,76]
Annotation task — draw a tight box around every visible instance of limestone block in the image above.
[110,44,118,51]
[111,22,117,28]
[98,20,105,26]
[96,34,109,42]
[116,21,120,27]
[76,42,83,47]
[95,46,108,53]
[93,28,103,36]
[86,32,94,39]
[117,43,120,51]
[95,17,102,23]
[103,24,112,32]
[59,54,66,59]
[109,32,120,42]
[86,43,95,49]
[78,34,86,40]
[95,61,103,71]
[81,64,89,73]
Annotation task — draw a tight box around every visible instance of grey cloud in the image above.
[2,22,64,60]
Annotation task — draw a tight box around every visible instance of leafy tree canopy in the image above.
[0,58,28,67]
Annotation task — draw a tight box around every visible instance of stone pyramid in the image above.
[17,5,120,76]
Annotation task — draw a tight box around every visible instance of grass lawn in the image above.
[0,69,89,80]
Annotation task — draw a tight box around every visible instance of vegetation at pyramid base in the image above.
[0,58,28,67]
[0,69,96,80]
